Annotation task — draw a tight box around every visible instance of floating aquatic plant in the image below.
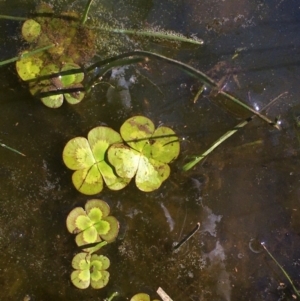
[63,116,180,194]
[66,199,119,247]
[14,2,94,107]
[63,126,130,195]
[71,252,110,289]
[131,293,160,301]
[108,116,180,192]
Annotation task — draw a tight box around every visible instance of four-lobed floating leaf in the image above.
[108,116,180,192]
[71,252,110,289]
[63,126,130,194]
[66,199,120,247]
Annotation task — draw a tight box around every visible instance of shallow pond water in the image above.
[0,0,300,300]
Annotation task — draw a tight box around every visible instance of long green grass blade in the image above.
[0,44,55,67]
[261,242,300,297]
[0,14,27,21]
[182,92,287,171]
[81,0,94,25]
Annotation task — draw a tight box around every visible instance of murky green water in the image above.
[1,0,300,300]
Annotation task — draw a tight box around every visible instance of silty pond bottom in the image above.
[0,0,300,300]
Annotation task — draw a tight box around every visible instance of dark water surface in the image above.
[0,0,300,300]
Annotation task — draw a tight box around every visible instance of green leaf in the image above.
[120,116,155,152]
[22,19,41,42]
[88,207,103,222]
[98,160,131,190]
[71,270,90,289]
[62,137,95,170]
[40,88,64,108]
[75,215,92,231]
[151,126,180,163]
[91,270,110,289]
[64,86,85,105]
[94,220,110,235]
[16,52,43,81]
[72,252,90,270]
[108,144,140,179]
[71,164,104,195]
[100,216,119,242]
[66,207,86,234]
[91,254,110,270]
[75,231,101,247]
[85,199,110,217]
[130,293,151,301]
[82,226,98,243]
[88,126,122,161]
[61,63,84,86]
[135,156,170,192]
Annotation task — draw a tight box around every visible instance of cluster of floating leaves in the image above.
[63,116,180,194]
[67,199,119,289]
[15,3,96,108]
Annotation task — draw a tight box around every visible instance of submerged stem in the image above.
[0,44,55,67]
[0,14,27,21]
[182,92,287,171]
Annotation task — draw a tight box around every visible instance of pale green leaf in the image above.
[71,252,90,270]
[88,126,122,161]
[82,226,98,243]
[100,216,119,242]
[94,220,110,235]
[75,215,92,231]
[85,199,110,217]
[108,144,140,179]
[91,270,110,289]
[72,164,103,195]
[151,126,180,163]
[88,207,103,222]
[98,160,130,190]
[66,207,86,234]
[120,116,154,152]
[63,137,95,170]
[71,270,90,289]
[135,157,170,192]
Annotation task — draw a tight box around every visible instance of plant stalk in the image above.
[0,44,55,67]
[81,0,94,25]
[0,14,27,21]
[182,92,287,171]
[261,242,300,297]
[88,50,279,129]
[94,26,204,45]
[0,143,26,156]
